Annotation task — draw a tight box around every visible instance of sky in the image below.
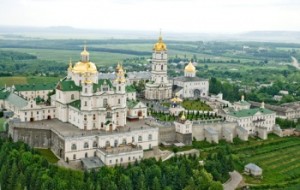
[0,0,300,33]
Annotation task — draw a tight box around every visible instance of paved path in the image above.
[223,170,243,190]
[291,56,300,70]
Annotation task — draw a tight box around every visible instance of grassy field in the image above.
[0,76,60,86]
[230,135,300,188]
[182,99,212,111]
[35,148,59,163]
[2,48,137,66]
[0,118,6,132]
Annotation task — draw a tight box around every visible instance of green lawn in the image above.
[0,118,6,132]
[230,135,300,188]
[182,99,212,111]
[35,148,59,163]
[190,134,300,189]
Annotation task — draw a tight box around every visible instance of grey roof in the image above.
[127,71,151,80]
[81,157,104,170]
[6,93,28,108]
[98,71,151,81]
[98,72,116,80]
[174,76,208,82]
[245,163,262,172]
[173,85,183,93]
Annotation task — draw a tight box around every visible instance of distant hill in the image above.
[0,25,300,42]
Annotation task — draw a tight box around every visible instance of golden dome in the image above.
[185,61,196,73]
[153,34,167,51]
[72,61,97,73]
[180,111,186,121]
[81,45,89,56]
[171,96,183,103]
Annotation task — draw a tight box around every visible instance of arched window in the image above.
[105,141,110,147]
[122,138,127,145]
[148,134,152,140]
[101,122,104,128]
[138,136,142,142]
[84,142,89,148]
[71,144,77,150]
[93,141,98,148]
[114,140,118,147]
[71,94,74,100]
[85,152,88,158]
[73,154,76,160]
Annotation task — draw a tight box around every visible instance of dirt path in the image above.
[291,56,300,70]
[223,170,243,190]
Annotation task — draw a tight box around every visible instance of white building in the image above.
[173,61,209,98]
[145,34,172,100]
[13,83,56,100]
[55,48,127,131]
[6,46,157,167]
[226,102,276,135]
[233,95,251,111]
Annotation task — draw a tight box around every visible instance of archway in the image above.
[194,89,201,98]
[47,115,51,120]
[138,111,142,117]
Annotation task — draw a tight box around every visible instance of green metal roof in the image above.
[93,79,114,93]
[57,80,81,92]
[236,100,251,106]
[0,91,9,100]
[68,100,81,110]
[228,108,274,118]
[126,85,136,93]
[15,83,56,91]
[127,100,140,109]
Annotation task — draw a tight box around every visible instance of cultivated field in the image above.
[0,76,59,87]
[232,135,300,189]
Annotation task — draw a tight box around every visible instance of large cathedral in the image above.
[55,46,127,131]
[145,34,172,100]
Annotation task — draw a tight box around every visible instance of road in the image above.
[223,170,243,190]
[291,56,300,70]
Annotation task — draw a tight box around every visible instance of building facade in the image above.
[145,34,172,100]
[173,61,209,98]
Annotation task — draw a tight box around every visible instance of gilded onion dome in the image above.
[72,45,97,74]
[180,111,186,121]
[115,64,126,83]
[184,61,196,73]
[171,96,183,103]
[153,33,167,51]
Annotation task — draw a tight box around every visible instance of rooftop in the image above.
[228,108,274,118]
[174,76,208,82]
[15,83,56,91]
[11,119,156,138]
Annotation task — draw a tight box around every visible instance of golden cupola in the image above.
[72,45,98,74]
[185,61,196,73]
[115,63,126,83]
[153,33,167,51]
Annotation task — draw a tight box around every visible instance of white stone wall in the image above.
[18,90,53,100]
[97,149,143,166]
[64,127,158,161]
